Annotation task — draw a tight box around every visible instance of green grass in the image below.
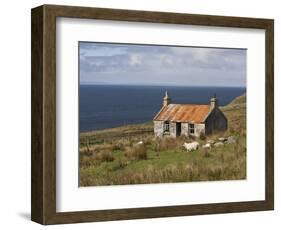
[79,94,247,186]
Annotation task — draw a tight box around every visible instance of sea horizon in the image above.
[79,84,246,132]
[80,83,246,89]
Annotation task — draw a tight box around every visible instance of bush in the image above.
[116,158,128,169]
[91,142,125,153]
[79,155,98,168]
[80,147,92,156]
[96,151,114,162]
[111,143,124,151]
[126,144,147,160]
[203,148,211,158]
[79,150,114,168]
[154,137,177,152]
[199,132,206,140]
[188,134,196,140]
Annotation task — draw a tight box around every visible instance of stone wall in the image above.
[205,108,228,134]
[153,121,177,138]
[194,123,205,137]
[153,121,164,137]
[181,122,189,136]
[180,122,205,137]
[169,122,177,138]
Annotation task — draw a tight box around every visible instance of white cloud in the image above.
[79,42,246,87]
[129,54,142,66]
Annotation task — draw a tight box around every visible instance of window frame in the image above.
[189,123,195,134]
[164,121,170,133]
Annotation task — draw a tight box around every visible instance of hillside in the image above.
[226,93,246,106]
[80,94,246,186]
[221,93,246,135]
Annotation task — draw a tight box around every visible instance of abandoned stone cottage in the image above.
[153,91,227,138]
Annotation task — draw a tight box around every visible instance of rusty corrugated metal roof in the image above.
[153,104,211,123]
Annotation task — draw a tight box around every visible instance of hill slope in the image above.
[221,93,246,135]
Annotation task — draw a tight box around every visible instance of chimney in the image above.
[210,94,218,110]
[163,90,171,107]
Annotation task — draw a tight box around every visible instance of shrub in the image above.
[80,147,93,156]
[116,158,128,169]
[80,150,114,168]
[199,132,206,140]
[154,137,178,152]
[228,127,235,134]
[111,143,124,151]
[188,134,196,140]
[203,148,211,158]
[79,155,98,168]
[126,144,147,160]
[96,151,114,162]
[92,143,122,153]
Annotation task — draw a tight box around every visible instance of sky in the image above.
[79,42,246,87]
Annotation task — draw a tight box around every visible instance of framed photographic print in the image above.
[31,4,274,225]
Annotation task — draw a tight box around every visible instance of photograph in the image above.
[78,42,247,186]
[30,4,274,224]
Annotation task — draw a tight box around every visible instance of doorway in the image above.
[176,122,181,136]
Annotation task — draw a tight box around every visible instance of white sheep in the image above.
[214,142,224,147]
[202,143,211,149]
[183,142,199,152]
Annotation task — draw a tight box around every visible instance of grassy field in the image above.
[79,94,246,186]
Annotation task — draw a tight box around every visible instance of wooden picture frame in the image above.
[31,4,274,225]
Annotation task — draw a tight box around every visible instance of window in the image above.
[164,121,170,132]
[189,124,195,134]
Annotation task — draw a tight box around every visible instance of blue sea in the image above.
[79,85,246,132]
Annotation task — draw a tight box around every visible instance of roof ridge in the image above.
[153,105,167,121]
